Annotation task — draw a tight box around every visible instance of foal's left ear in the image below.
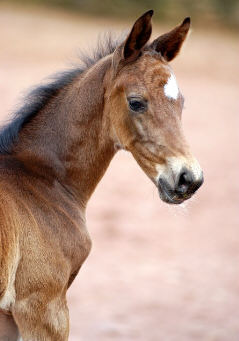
[123,10,153,63]
[150,17,191,61]
[113,10,153,71]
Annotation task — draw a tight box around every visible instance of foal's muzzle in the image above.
[158,168,204,204]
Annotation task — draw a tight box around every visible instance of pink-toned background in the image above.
[1,4,239,340]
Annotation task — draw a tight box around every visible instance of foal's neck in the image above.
[14,57,116,206]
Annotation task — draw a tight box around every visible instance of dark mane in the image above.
[0,34,120,154]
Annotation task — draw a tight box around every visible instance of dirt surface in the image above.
[0,4,239,341]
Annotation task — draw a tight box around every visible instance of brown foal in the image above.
[0,11,203,340]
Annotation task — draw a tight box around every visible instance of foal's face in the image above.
[109,11,203,204]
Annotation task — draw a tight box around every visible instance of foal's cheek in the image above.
[108,97,135,147]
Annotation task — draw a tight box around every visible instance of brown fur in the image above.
[0,11,201,340]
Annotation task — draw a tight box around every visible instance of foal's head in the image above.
[106,10,203,204]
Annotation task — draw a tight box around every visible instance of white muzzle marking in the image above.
[155,156,202,186]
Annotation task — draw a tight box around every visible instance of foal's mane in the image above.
[0,35,120,154]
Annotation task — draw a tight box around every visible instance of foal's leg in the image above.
[0,311,19,341]
[13,294,69,341]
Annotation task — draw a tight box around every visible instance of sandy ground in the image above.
[0,4,239,341]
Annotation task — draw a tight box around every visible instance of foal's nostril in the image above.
[176,169,193,195]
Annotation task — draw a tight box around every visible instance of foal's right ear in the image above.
[150,17,191,61]
[113,10,153,72]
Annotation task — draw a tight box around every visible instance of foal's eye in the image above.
[128,98,147,113]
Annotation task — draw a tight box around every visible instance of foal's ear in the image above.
[123,10,153,62]
[113,10,153,70]
[150,17,190,61]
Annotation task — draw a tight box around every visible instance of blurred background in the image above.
[0,1,239,340]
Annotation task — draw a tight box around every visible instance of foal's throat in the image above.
[14,57,116,205]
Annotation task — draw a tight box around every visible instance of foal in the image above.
[0,11,203,340]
